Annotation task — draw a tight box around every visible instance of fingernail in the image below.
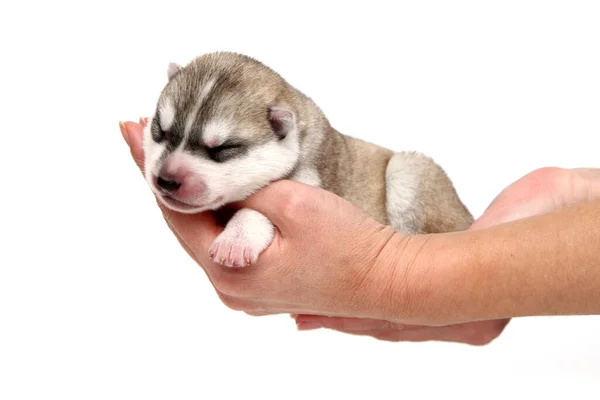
[119,121,131,147]
[297,321,321,331]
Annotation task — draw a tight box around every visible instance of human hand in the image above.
[293,166,600,344]
[120,119,418,321]
[121,119,600,343]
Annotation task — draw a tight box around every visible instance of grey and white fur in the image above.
[143,52,473,267]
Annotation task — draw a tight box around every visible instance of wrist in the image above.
[374,231,473,325]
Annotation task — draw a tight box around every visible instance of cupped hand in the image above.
[121,119,599,344]
[294,166,600,344]
[120,120,420,321]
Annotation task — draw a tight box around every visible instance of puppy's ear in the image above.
[268,108,295,139]
[167,62,183,80]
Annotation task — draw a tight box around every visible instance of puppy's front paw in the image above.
[208,208,274,268]
[209,235,257,268]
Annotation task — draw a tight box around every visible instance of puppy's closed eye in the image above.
[206,143,244,162]
[154,129,172,143]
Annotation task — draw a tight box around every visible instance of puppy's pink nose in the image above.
[155,160,206,200]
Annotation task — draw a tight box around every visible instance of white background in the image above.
[1,1,599,399]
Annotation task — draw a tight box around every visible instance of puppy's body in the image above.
[143,52,473,267]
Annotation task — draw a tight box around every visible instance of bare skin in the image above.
[120,119,600,345]
[294,167,600,344]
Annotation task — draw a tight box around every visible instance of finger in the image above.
[332,320,508,345]
[245,311,284,316]
[168,221,231,298]
[294,315,401,331]
[169,225,293,315]
[571,168,600,200]
[377,320,508,345]
[322,326,451,342]
[216,291,315,314]
[119,121,145,172]
[167,219,201,265]
[294,315,508,345]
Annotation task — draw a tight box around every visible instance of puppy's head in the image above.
[143,52,301,213]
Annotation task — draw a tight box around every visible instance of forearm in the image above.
[387,199,600,325]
